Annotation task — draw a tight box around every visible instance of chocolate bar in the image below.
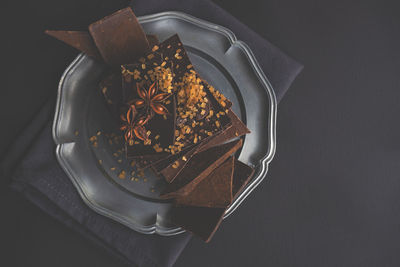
[170,158,255,242]
[45,30,102,60]
[160,139,242,198]
[89,7,149,66]
[174,156,234,208]
[46,30,158,65]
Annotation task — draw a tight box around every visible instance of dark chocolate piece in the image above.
[174,156,234,208]
[159,141,204,183]
[122,35,185,159]
[170,206,225,243]
[158,108,249,182]
[170,158,254,242]
[46,29,157,64]
[160,139,242,198]
[89,7,149,66]
[45,30,102,60]
[231,160,255,196]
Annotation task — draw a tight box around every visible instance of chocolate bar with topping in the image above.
[160,139,242,199]
[122,34,231,161]
[170,159,255,242]
[156,109,249,183]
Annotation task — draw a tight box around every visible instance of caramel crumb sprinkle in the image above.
[152,45,159,51]
[118,170,126,179]
[117,159,122,163]
[172,161,180,168]
[110,167,116,171]
[130,161,136,167]
[97,131,101,136]
[182,156,187,161]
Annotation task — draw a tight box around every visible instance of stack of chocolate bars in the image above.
[47,7,255,242]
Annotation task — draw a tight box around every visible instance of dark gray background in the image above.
[2,0,400,266]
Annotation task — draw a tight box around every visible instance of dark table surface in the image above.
[2,0,400,266]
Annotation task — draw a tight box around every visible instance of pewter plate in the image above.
[53,11,277,236]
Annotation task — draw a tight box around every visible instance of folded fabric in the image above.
[0,1,302,266]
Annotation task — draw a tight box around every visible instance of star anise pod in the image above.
[120,105,150,145]
[131,81,170,116]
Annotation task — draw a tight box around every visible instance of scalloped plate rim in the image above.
[52,11,277,236]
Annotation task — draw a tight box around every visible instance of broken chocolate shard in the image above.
[170,158,255,242]
[45,30,102,60]
[160,139,242,199]
[46,29,157,64]
[231,159,255,196]
[89,7,149,66]
[174,156,234,208]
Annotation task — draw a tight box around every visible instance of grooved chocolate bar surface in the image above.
[174,156,234,208]
[160,139,242,198]
[89,7,149,66]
